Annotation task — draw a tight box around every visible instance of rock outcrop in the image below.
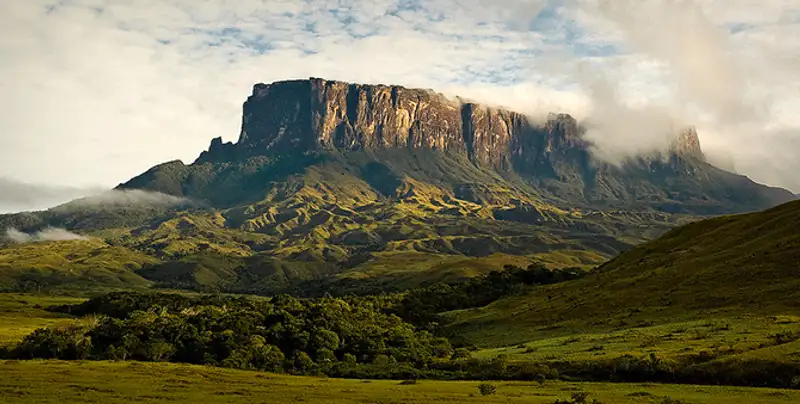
[197,78,701,170]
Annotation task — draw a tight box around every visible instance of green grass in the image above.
[1,360,799,404]
[0,238,157,293]
[473,316,800,366]
[0,294,84,347]
[448,201,800,347]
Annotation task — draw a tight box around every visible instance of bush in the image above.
[477,383,497,396]
[15,327,91,360]
[552,392,604,404]
[451,348,471,360]
[571,392,590,404]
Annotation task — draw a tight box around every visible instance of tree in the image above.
[292,351,315,373]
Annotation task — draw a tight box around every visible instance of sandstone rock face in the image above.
[671,126,704,160]
[218,78,703,171]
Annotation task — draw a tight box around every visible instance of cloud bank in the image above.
[0,177,106,214]
[61,189,193,208]
[5,227,87,243]
[1,0,798,192]
[0,178,190,213]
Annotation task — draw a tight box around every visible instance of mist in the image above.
[58,189,194,209]
[485,0,800,191]
[1,186,195,216]
[5,227,87,243]
[0,177,106,214]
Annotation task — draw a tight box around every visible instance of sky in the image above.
[1,0,799,212]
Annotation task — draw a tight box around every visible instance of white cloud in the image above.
[4,226,87,243]
[53,189,194,210]
[0,177,106,214]
[0,0,798,195]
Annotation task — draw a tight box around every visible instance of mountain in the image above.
[0,78,794,293]
[447,199,800,346]
[125,78,790,214]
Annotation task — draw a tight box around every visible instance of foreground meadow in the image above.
[2,360,800,404]
[3,293,800,403]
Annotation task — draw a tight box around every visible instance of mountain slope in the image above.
[0,78,794,293]
[447,199,800,346]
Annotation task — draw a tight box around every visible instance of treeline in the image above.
[395,264,584,329]
[551,350,800,389]
[12,292,453,375]
[290,263,585,300]
[286,263,584,332]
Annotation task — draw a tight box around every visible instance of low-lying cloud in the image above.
[62,189,194,209]
[0,179,194,214]
[0,177,106,214]
[5,227,87,243]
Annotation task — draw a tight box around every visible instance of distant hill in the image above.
[0,78,794,294]
[447,199,800,346]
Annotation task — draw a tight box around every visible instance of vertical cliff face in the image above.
[200,78,704,176]
[671,126,704,160]
[237,80,315,153]
[309,78,466,153]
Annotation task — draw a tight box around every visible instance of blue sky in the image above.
[0,0,799,211]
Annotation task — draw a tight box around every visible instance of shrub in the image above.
[451,348,471,360]
[477,383,496,396]
[552,392,604,404]
[571,392,590,404]
[15,327,91,360]
[291,351,315,373]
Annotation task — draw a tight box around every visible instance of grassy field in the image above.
[2,360,800,404]
[472,316,800,367]
[0,294,84,347]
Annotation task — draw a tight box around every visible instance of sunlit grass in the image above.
[1,360,799,404]
[473,316,800,366]
[0,294,84,347]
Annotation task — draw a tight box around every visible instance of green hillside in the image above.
[448,200,800,346]
[0,149,695,294]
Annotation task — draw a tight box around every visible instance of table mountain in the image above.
[0,78,794,294]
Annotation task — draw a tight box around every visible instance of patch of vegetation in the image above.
[2,360,798,404]
[477,383,496,396]
[10,292,455,378]
[0,294,84,347]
